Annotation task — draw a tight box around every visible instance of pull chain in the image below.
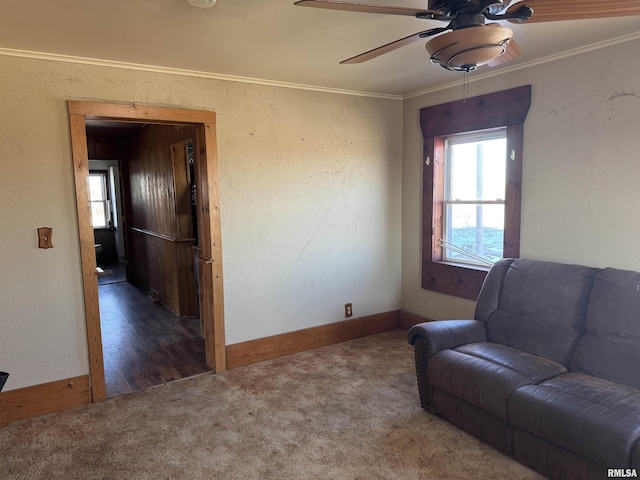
[462,70,469,103]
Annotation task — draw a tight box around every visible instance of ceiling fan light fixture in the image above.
[426,25,514,72]
[187,0,216,8]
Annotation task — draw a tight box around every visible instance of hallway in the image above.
[99,276,210,397]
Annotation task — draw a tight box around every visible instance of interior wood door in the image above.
[171,138,199,318]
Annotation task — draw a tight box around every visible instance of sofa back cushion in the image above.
[572,267,640,390]
[475,258,515,323]
[477,259,598,366]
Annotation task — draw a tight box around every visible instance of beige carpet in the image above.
[0,331,544,479]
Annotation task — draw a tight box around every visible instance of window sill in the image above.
[421,260,489,301]
[436,260,491,273]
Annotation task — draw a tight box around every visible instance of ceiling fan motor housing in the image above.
[429,0,470,15]
[428,0,511,17]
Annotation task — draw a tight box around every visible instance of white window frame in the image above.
[89,172,111,229]
[441,128,507,267]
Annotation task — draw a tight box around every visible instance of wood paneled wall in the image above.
[128,228,197,316]
[124,125,198,317]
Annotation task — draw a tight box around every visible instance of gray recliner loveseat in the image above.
[408,258,640,479]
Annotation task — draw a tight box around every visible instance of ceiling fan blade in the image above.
[487,38,522,66]
[294,0,442,18]
[340,27,448,64]
[507,0,640,22]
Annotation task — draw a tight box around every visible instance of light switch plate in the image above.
[38,227,53,249]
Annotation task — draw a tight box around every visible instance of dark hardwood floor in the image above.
[97,262,127,286]
[98,269,210,397]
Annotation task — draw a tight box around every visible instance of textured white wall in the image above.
[0,56,402,390]
[401,38,640,320]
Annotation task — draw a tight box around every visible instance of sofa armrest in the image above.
[407,320,487,412]
[407,319,487,357]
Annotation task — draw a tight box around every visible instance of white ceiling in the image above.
[1,0,639,97]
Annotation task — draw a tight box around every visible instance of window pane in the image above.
[444,203,504,265]
[448,137,506,201]
[91,202,107,228]
[88,175,106,201]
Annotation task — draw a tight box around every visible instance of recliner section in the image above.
[429,343,566,420]
[508,373,640,467]
[408,259,640,479]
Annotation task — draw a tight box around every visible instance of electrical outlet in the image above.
[345,303,353,318]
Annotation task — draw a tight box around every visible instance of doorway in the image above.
[68,101,226,403]
[89,128,207,397]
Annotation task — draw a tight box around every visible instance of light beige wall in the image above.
[402,38,640,320]
[0,56,402,390]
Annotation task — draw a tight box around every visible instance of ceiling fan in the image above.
[294,0,640,72]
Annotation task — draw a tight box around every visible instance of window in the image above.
[88,172,110,229]
[421,85,531,300]
[442,129,506,267]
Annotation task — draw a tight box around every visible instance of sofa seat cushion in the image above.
[428,342,567,420]
[509,372,640,468]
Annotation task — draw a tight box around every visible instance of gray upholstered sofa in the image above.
[408,258,640,479]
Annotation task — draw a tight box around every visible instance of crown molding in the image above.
[2,30,638,102]
[403,31,640,100]
[0,48,403,101]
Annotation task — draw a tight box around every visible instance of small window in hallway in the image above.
[88,172,110,228]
